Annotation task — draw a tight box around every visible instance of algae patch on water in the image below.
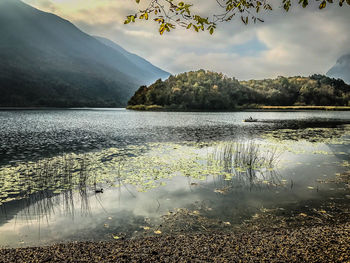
[0,141,284,206]
[262,125,350,144]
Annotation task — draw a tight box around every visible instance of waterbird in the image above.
[95,188,103,194]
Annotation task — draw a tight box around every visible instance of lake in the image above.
[0,109,349,247]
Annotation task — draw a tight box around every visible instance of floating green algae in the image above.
[2,129,349,207]
[0,141,285,206]
[262,124,350,145]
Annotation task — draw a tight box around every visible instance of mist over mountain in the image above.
[327,54,350,84]
[0,0,169,107]
[95,36,169,82]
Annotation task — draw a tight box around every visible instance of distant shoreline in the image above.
[0,107,126,111]
[258,105,350,111]
[1,106,350,112]
[126,105,350,112]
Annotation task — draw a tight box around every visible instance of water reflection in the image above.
[1,109,349,164]
[0,154,93,206]
[0,110,349,247]
[0,135,349,247]
[0,140,284,209]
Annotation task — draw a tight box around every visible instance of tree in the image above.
[125,0,350,35]
[127,70,350,110]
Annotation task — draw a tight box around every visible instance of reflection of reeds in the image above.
[3,184,92,227]
[0,154,95,221]
[209,141,282,190]
[0,154,90,203]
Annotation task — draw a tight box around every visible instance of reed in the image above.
[209,141,281,188]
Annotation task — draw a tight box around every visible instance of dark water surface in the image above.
[0,109,349,247]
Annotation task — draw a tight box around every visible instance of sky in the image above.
[23,0,350,80]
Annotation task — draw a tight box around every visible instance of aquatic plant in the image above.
[208,141,282,188]
[0,141,283,209]
[262,125,350,144]
[0,153,94,206]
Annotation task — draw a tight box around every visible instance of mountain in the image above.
[327,54,350,84]
[0,0,169,107]
[95,36,169,82]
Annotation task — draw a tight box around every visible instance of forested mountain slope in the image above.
[128,70,350,110]
[0,0,169,107]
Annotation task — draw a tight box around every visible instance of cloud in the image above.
[26,0,57,12]
[23,0,350,80]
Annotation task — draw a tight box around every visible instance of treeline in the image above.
[127,70,350,110]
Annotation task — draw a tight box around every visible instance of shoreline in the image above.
[1,106,350,112]
[126,105,350,112]
[1,197,349,262]
[0,107,126,111]
[0,223,349,262]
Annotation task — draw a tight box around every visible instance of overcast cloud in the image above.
[24,0,350,80]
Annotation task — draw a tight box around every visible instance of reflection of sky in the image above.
[0,139,348,248]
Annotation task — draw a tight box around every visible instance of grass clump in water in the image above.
[208,141,281,188]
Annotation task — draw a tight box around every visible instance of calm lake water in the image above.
[0,109,349,247]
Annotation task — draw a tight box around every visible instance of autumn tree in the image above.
[125,0,350,35]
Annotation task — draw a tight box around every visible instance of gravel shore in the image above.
[0,222,349,263]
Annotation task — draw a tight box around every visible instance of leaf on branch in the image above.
[301,0,309,8]
[319,1,327,8]
[125,0,276,34]
[154,18,164,24]
[158,22,175,35]
[124,15,136,24]
[159,24,166,35]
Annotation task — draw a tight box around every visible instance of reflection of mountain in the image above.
[327,54,350,84]
[0,0,169,107]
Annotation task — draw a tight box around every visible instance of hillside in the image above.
[327,54,350,84]
[127,70,350,110]
[95,37,169,82]
[0,0,169,107]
